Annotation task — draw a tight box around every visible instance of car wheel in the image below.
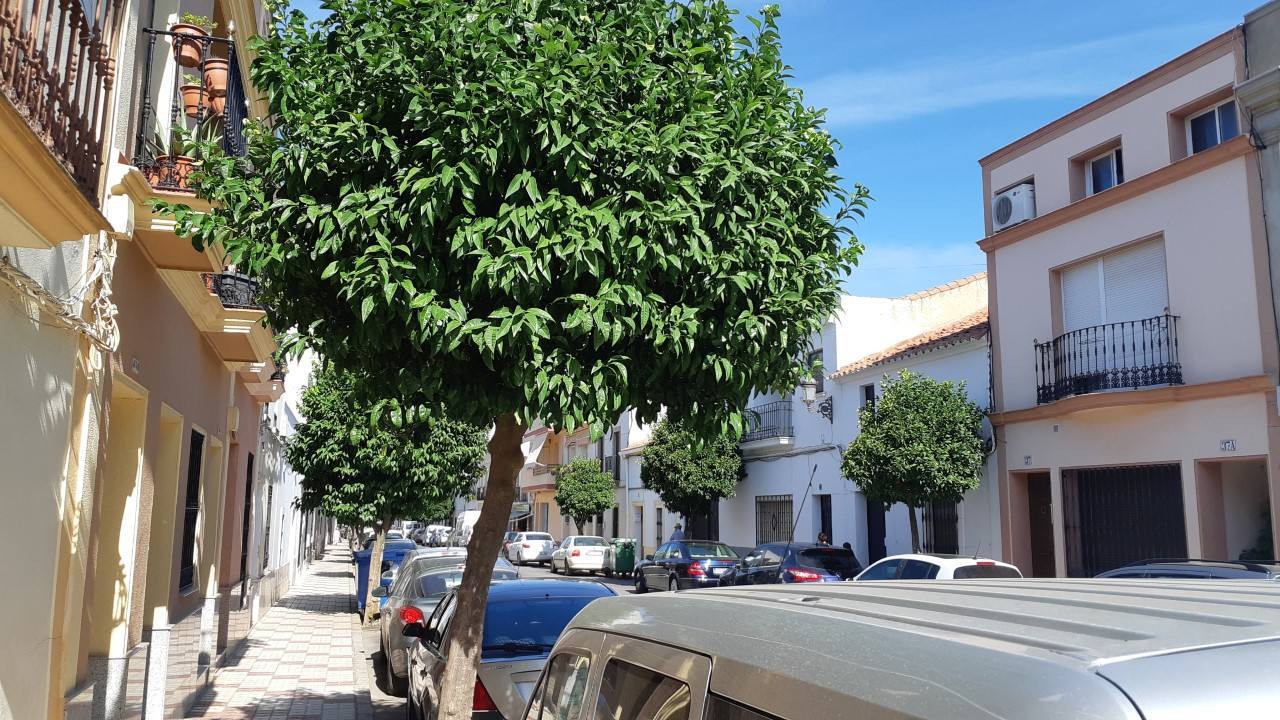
[634,574,647,594]
[389,660,408,697]
[550,560,559,574]
[669,576,679,592]
[405,686,418,720]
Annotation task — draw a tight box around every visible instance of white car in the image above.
[854,553,1023,581]
[550,535,609,575]
[505,532,556,565]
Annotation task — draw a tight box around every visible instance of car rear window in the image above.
[798,548,861,579]
[420,568,517,597]
[953,564,1022,579]
[685,543,738,559]
[526,533,553,541]
[482,596,599,659]
[574,537,607,547]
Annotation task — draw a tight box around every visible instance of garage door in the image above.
[1062,464,1186,577]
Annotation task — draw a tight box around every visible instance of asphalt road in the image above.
[510,557,639,593]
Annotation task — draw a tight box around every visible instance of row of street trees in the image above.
[159,0,962,715]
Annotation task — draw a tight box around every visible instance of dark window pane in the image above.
[1090,155,1114,193]
[574,537,608,547]
[1219,102,1239,142]
[684,542,737,558]
[529,653,591,720]
[953,565,1022,579]
[899,560,939,580]
[596,659,690,720]
[482,597,597,659]
[798,548,861,578]
[1114,148,1124,183]
[179,429,205,591]
[1190,110,1218,153]
[420,569,516,598]
[856,559,901,581]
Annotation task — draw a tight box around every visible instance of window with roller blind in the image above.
[1060,240,1169,333]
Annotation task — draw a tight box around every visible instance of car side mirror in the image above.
[371,586,388,598]
[645,554,654,561]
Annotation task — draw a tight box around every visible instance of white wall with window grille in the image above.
[754,494,794,545]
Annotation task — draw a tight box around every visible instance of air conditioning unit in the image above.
[992,183,1036,232]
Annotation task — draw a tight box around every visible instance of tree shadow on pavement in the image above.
[188,686,389,719]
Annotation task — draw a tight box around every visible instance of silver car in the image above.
[373,550,516,696]
[405,579,615,719]
[524,579,1280,719]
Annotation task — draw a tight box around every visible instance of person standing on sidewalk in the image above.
[669,523,686,542]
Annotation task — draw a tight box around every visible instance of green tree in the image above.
[288,363,487,620]
[165,0,865,713]
[840,371,986,553]
[554,457,616,534]
[641,419,742,528]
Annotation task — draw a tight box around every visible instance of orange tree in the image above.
[163,0,866,715]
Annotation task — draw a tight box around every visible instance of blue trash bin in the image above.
[353,539,418,612]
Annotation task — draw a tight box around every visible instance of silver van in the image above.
[522,579,1280,719]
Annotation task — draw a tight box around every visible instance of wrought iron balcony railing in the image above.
[132,27,247,192]
[1,0,124,204]
[742,400,794,443]
[1035,314,1182,404]
[203,272,261,310]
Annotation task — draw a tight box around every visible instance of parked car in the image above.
[1096,558,1280,579]
[373,550,517,696]
[634,540,739,593]
[425,525,451,547]
[854,553,1022,581]
[506,532,557,565]
[718,542,862,586]
[404,579,615,720]
[524,579,1280,719]
[448,510,482,546]
[501,531,521,556]
[550,536,609,575]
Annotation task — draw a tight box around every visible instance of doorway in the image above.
[687,503,720,541]
[865,499,886,563]
[815,494,833,544]
[1026,472,1056,577]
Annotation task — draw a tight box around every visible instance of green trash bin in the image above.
[612,538,636,577]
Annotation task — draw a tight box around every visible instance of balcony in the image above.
[132,26,247,193]
[0,0,122,246]
[208,271,261,309]
[1035,315,1182,404]
[741,400,794,457]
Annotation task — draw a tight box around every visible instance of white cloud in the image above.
[804,23,1223,128]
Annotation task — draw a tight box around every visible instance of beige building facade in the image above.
[982,28,1278,577]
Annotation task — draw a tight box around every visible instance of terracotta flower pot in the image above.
[169,23,208,68]
[202,57,229,97]
[146,155,195,190]
[180,83,208,118]
[209,94,226,115]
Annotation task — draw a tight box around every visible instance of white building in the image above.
[718,274,1001,566]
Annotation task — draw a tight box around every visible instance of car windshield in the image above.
[953,564,1022,579]
[482,596,599,659]
[421,568,517,597]
[386,531,403,539]
[526,533,553,541]
[574,537,607,547]
[684,542,738,559]
[798,548,861,578]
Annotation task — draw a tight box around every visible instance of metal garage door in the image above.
[1063,464,1186,577]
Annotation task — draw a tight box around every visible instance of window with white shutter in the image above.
[1060,239,1167,331]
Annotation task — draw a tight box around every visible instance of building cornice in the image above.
[989,375,1271,425]
[1237,66,1280,143]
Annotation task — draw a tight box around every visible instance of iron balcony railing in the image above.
[1035,314,1182,404]
[1,0,124,204]
[742,400,794,443]
[132,27,247,192]
[203,272,261,310]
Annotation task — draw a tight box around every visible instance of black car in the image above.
[1096,558,1280,579]
[634,540,740,592]
[718,542,863,586]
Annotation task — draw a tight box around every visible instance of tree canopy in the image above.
[641,418,742,520]
[553,457,616,534]
[840,371,986,551]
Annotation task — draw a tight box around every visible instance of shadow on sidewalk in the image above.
[273,592,355,615]
[188,687,379,719]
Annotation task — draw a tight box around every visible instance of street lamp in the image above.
[799,376,833,423]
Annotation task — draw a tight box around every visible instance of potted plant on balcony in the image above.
[202,56,229,97]
[180,73,208,118]
[170,13,216,68]
[144,115,224,191]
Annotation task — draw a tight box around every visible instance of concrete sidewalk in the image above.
[187,544,378,719]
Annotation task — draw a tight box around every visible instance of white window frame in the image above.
[1085,147,1123,196]
[1185,100,1238,155]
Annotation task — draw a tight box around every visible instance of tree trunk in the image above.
[437,413,526,720]
[363,518,391,624]
[907,505,920,553]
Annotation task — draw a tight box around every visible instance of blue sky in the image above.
[291,0,1259,296]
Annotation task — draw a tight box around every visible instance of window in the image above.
[861,383,876,409]
[653,543,671,560]
[754,547,783,568]
[527,533,554,541]
[1061,239,1168,332]
[684,542,737,559]
[483,596,599,659]
[596,659,691,720]
[805,349,823,394]
[953,564,1022,579]
[798,548,862,579]
[421,568,517,598]
[656,507,664,544]
[528,653,592,720]
[261,474,272,572]
[611,507,619,538]
[754,495,793,544]
[178,429,205,592]
[1086,148,1124,195]
[1187,100,1239,154]
[856,559,902,581]
[707,696,777,720]
[899,559,941,579]
[238,454,253,582]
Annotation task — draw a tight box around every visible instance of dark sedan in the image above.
[634,540,740,592]
[718,542,863,586]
